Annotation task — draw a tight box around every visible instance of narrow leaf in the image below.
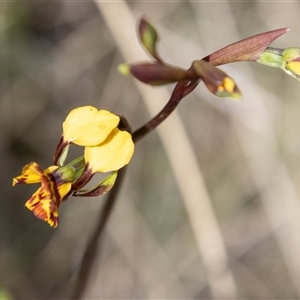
[204,28,289,66]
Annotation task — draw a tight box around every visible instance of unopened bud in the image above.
[192,60,242,100]
[282,47,300,78]
[138,17,161,62]
[257,47,300,81]
[119,62,193,86]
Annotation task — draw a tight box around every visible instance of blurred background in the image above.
[2,1,300,299]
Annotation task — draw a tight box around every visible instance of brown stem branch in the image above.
[132,79,199,143]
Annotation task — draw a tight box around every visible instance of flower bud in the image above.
[192,60,242,100]
[257,47,300,81]
[256,47,283,68]
[282,47,300,78]
[138,17,161,62]
[118,62,194,86]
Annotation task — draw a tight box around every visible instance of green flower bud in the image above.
[282,47,300,62]
[257,47,300,81]
[256,47,284,68]
[282,47,300,79]
[138,17,161,62]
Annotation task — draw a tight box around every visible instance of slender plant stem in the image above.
[132,79,199,143]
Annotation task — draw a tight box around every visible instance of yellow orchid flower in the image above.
[63,106,120,146]
[13,106,135,228]
[13,162,72,228]
[85,128,134,173]
[62,106,135,174]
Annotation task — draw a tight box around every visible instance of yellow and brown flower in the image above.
[13,162,72,227]
[13,106,135,228]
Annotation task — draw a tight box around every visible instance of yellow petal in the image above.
[44,166,59,174]
[85,128,134,173]
[13,162,43,185]
[26,190,59,228]
[25,182,71,228]
[58,182,72,200]
[286,61,300,76]
[63,106,120,146]
[25,187,44,209]
[12,163,59,186]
